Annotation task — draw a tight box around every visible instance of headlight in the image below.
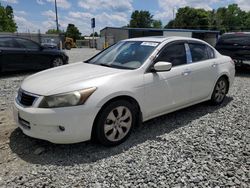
[39,87,96,108]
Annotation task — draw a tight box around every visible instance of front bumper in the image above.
[13,99,100,144]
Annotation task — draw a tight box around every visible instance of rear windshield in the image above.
[217,34,250,46]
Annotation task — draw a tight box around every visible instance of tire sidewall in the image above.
[52,57,63,67]
[95,100,137,146]
[211,77,229,105]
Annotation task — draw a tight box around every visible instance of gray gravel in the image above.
[0,58,249,187]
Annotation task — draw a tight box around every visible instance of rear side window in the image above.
[15,38,40,50]
[217,34,250,46]
[0,38,17,48]
[206,46,215,59]
[157,43,187,66]
[189,43,209,62]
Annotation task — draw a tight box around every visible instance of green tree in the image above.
[65,24,81,41]
[0,4,17,32]
[46,29,63,34]
[165,20,175,28]
[129,10,153,28]
[152,20,162,28]
[90,32,99,37]
[173,7,210,29]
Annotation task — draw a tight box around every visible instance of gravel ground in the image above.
[0,51,249,187]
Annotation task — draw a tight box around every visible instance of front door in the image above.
[0,37,26,71]
[143,42,192,118]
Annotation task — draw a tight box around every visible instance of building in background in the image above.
[98,27,220,50]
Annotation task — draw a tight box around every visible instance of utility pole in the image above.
[55,0,59,32]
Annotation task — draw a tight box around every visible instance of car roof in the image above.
[123,36,205,43]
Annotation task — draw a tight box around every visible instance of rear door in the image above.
[187,42,218,101]
[0,37,26,71]
[143,41,192,117]
[15,38,51,70]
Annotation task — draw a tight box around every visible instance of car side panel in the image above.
[0,47,26,71]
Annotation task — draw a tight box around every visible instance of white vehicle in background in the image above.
[13,36,235,146]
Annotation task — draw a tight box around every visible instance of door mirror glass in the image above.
[153,61,172,72]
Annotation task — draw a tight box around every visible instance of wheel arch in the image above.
[91,95,142,140]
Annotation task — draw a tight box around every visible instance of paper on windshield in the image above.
[140,42,158,47]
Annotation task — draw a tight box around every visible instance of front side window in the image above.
[15,38,40,50]
[0,38,17,48]
[189,43,209,62]
[87,41,159,70]
[156,43,187,66]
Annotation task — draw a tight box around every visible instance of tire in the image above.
[51,57,64,67]
[95,100,137,146]
[210,77,229,105]
[65,42,71,50]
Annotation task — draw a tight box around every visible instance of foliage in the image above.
[0,4,17,32]
[46,29,63,34]
[152,20,162,28]
[165,4,250,33]
[90,32,99,37]
[65,24,81,41]
[129,10,153,28]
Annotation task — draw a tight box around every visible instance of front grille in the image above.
[17,89,37,107]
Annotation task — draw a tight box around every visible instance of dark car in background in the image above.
[215,32,250,68]
[0,36,68,72]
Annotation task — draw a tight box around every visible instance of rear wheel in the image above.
[210,77,229,105]
[52,57,64,67]
[95,100,136,146]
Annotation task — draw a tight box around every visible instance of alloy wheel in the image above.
[104,106,132,142]
[52,58,63,67]
[214,79,227,103]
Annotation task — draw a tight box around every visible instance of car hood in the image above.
[21,62,125,96]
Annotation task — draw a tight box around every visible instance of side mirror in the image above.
[152,61,172,72]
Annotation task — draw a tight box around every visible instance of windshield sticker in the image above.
[141,42,158,47]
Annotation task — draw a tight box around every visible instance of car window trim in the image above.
[14,37,41,50]
[186,41,215,64]
[0,37,21,49]
[145,40,188,73]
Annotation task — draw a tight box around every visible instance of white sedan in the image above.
[13,37,235,146]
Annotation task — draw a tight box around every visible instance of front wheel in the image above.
[52,57,64,67]
[210,77,229,105]
[95,100,136,146]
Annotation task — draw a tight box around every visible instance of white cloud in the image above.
[15,10,27,16]
[2,0,18,4]
[42,10,56,19]
[155,0,222,24]
[36,0,45,5]
[46,0,71,9]
[78,0,133,12]
[14,15,40,32]
[68,12,93,19]
[234,0,250,11]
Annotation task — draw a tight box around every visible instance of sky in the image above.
[1,0,250,35]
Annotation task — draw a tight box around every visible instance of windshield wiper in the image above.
[99,63,112,67]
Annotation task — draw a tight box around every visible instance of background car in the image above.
[14,37,235,146]
[41,38,58,49]
[215,32,250,68]
[0,36,68,72]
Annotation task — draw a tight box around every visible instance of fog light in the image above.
[58,126,65,132]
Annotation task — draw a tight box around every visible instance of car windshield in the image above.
[217,34,250,46]
[86,41,159,70]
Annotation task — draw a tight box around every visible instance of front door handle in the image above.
[182,70,192,76]
[212,63,217,67]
